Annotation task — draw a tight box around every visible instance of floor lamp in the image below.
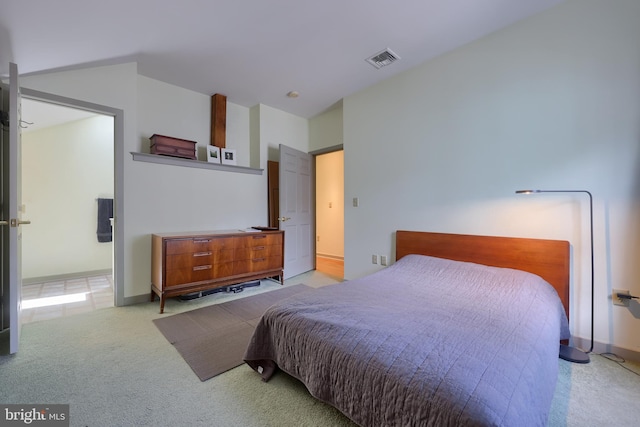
[515,189,593,364]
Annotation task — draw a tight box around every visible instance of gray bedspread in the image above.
[244,255,570,426]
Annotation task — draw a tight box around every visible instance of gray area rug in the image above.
[153,284,311,381]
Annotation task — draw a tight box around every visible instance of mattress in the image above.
[244,254,570,426]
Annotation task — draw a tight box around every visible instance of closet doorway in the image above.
[19,99,115,323]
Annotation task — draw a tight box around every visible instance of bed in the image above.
[244,231,571,426]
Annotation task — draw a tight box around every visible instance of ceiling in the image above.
[2,0,563,120]
[20,99,99,133]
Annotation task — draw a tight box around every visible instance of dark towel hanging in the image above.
[97,198,113,243]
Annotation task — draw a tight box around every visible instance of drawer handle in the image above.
[252,258,266,262]
[193,252,212,257]
[194,239,211,244]
[193,265,212,271]
[252,235,266,240]
[253,246,266,250]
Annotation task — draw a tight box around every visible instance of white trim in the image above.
[131,152,262,175]
[22,269,112,286]
[21,88,125,307]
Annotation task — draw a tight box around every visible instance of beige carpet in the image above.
[2,269,640,426]
[153,284,311,381]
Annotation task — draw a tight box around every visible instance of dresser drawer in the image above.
[190,236,234,252]
[165,268,191,287]
[166,252,215,270]
[203,236,235,250]
[166,264,214,287]
[165,239,193,255]
[212,261,234,279]
[166,237,235,255]
[233,255,282,275]
[234,245,281,261]
[235,233,282,248]
[190,264,213,282]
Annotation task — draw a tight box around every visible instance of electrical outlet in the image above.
[372,254,377,264]
[613,288,630,306]
[380,255,387,266]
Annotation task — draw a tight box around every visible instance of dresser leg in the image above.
[159,297,166,314]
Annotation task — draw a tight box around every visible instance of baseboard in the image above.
[22,269,112,285]
[122,293,151,306]
[572,336,640,363]
[316,253,344,261]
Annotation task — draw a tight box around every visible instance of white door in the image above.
[6,63,28,354]
[279,144,314,279]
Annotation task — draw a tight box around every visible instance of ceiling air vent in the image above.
[366,48,400,69]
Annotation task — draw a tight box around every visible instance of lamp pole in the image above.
[515,189,593,363]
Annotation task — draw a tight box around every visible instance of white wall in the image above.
[129,76,266,295]
[21,116,114,279]
[316,150,344,258]
[258,104,310,164]
[309,104,343,151]
[136,76,252,167]
[20,63,306,302]
[20,63,310,302]
[344,0,640,354]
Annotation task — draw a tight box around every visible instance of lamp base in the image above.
[559,344,590,364]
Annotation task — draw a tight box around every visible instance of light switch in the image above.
[353,197,359,207]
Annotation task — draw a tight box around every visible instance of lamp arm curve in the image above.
[514,189,594,354]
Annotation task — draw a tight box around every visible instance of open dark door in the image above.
[267,160,279,228]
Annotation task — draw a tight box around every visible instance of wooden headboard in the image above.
[395,230,570,318]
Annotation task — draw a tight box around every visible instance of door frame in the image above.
[309,144,344,270]
[269,144,344,278]
[309,144,343,157]
[21,88,125,307]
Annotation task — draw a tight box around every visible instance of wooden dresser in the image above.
[151,229,284,313]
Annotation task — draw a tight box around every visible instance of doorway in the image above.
[314,149,344,279]
[19,99,115,323]
[267,148,344,279]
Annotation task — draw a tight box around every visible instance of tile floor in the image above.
[19,265,341,325]
[20,275,114,324]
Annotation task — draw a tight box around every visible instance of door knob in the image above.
[277,217,291,222]
[0,220,8,226]
[10,218,31,227]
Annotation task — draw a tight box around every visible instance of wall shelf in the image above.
[131,152,263,175]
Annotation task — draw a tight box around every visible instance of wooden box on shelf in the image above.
[149,134,197,160]
[151,229,284,313]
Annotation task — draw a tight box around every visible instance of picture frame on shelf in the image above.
[221,148,237,165]
[206,146,221,163]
